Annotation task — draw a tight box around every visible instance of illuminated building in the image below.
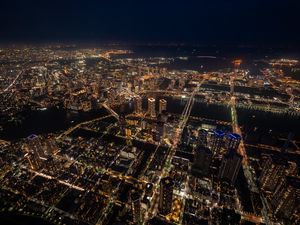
[44,139,58,155]
[135,96,142,114]
[182,127,192,146]
[193,146,212,177]
[148,97,156,118]
[209,130,225,154]
[178,79,185,89]
[271,176,300,220]
[224,133,241,152]
[25,152,42,170]
[198,129,208,147]
[170,79,176,89]
[259,155,288,192]
[157,121,165,141]
[163,123,173,139]
[159,177,174,215]
[218,149,242,184]
[44,157,58,174]
[159,99,167,114]
[27,134,46,158]
[131,189,142,224]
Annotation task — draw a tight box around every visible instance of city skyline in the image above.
[0,1,300,225]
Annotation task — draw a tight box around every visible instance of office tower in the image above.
[209,130,225,155]
[218,149,242,184]
[135,96,142,114]
[224,133,241,152]
[148,97,156,118]
[131,190,142,224]
[198,129,209,147]
[193,146,212,177]
[182,126,192,146]
[159,99,167,114]
[259,155,288,192]
[271,176,300,219]
[27,134,46,158]
[159,177,174,215]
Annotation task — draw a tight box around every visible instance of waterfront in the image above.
[2,96,300,142]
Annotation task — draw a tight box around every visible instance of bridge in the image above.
[101,102,120,120]
[229,69,270,224]
[56,115,113,139]
[146,78,206,220]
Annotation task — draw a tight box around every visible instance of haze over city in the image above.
[0,1,300,225]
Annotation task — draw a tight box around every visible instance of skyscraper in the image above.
[218,149,242,184]
[224,133,241,152]
[148,97,156,118]
[159,99,167,114]
[198,129,209,147]
[131,189,142,224]
[27,134,46,159]
[159,177,174,215]
[135,96,142,114]
[193,146,212,177]
[44,139,58,155]
[259,155,288,192]
[271,176,300,220]
[209,130,225,155]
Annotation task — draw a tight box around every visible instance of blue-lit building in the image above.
[224,133,241,152]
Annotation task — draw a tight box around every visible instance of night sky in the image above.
[1,0,300,45]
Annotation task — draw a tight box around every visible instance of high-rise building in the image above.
[131,189,142,224]
[218,149,242,184]
[224,133,241,152]
[159,99,167,114]
[44,139,58,155]
[182,127,192,146]
[198,129,209,147]
[193,146,212,177]
[135,96,142,114]
[156,121,165,141]
[148,97,156,118]
[259,155,288,192]
[209,130,225,155]
[27,134,46,159]
[271,176,300,219]
[159,177,174,215]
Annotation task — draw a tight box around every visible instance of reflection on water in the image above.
[1,96,300,140]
